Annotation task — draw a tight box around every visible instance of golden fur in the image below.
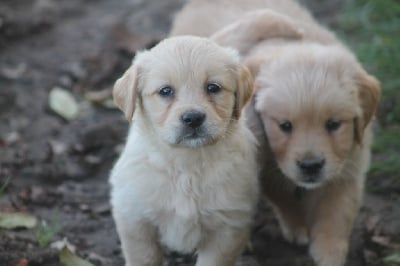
[110,36,259,266]
[171,1,381,265]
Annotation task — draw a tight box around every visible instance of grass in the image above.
[384,249,400,266]
[333,0,400,191]
[0,177,10,198]
[334,0,400,123]
[369,125,400,185]
[371,126,400,154]
[334,3,400,262]
[34,209,61,247]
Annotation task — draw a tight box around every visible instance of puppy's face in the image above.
[252,46,380,188]
[113,36,253,148]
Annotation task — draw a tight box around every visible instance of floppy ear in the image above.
[354,68,381,143]
[233,65,254,119]
[244,56,268,78]
[243,55,274,93]
[113,65,139,122]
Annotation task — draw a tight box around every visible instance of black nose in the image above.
[181,111,206,128]
[297,157,325,175]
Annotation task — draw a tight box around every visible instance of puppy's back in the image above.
[170,0,315,37]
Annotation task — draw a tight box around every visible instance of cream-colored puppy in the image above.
[171,1,381,266]
[109,36,259,266]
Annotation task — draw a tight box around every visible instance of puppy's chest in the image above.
[127,147,255,252]
[150,173,217,252]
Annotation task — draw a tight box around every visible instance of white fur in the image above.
[110,118,258,265]
[111,118,257,237]
[110,36,259,266]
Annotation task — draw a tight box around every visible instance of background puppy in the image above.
[171,1,381,265]
[109,36,259,266]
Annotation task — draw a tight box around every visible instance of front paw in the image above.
[310,240,347,266]
[278,218,309,245]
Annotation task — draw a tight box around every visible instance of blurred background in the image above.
[0,0,399,265]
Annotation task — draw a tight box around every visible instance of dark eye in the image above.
[279,121,293,133]
[206,83,221,94]
[159,86,174,97]
[325,119,341,132]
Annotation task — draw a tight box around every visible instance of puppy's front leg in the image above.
[196,227,249,266]
[114,216,162,266]
[309,181,362,266]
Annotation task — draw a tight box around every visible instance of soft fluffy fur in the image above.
[109,36,259,266]
[171,1,381,265]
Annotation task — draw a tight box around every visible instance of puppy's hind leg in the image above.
[114,217,162,266]
[196,227,249,266]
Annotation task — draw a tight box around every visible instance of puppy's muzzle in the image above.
[181,111,206,129]
[176,110,212,147]
[297,156,325,182]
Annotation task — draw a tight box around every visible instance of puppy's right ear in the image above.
[244,56,268,78]
[113,65,139,122]
[244,56,273,92]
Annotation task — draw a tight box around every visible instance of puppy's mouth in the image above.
[175,127,215,147]
[292,156,326,189]
[295,174,324,189]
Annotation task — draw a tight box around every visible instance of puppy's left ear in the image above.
[354,68,381,143]
[113,65,140,122]
[233,65,254,119]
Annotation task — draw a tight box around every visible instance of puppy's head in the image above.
[113,36,253,148]
[251,44,380,188]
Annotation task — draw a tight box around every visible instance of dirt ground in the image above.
[0,0,399,265]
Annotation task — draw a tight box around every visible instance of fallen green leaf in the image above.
[49,87,79,120]
[0,212,37,229]
[59,246,94,266]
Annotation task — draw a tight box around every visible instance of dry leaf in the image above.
[84,88,116,109]
[366,214,381,233]
[49,87,79,120]
[9,258,29,266]
[84,88,112,104]
[48,140,68,155]
[51,237,76,252]
[88,252,112,266]
[59,246,94,266]
[0,63,27,79]
[0,212,37,229]
[371,235,400,249]
[3,132,21,145]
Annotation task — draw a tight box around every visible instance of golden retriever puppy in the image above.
[171,1,381,265]
[109,36,259,266]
